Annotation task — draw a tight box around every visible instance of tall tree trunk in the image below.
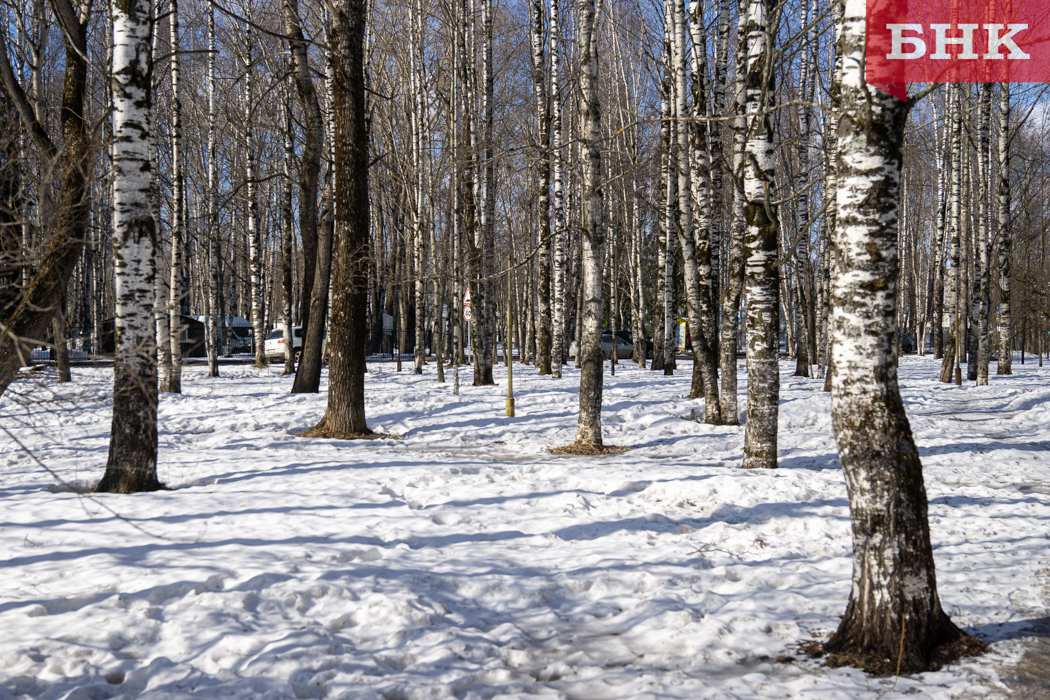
[474,0,496,387]
[149,13,170,384]
[792,0,816,377]
[940,84,963,383]
[741,0,780,470]
[242,23,266,369]
[719,0,748,422]
[531,0,552,375]
[673,0,720,422]
[996,84,1012,375]
[574,0,604,451]
[411,0,427,375]
[281,77,296,375]
[0,0,91,399]
[164,0,185,391]
[301,0,370,439]
[283,0,324,343]
[97,0,161,493]
[976,83,992,385]
[932,94,949,360]
[206,3,220,377]
[824,1,977,671]
[550,0,566,377]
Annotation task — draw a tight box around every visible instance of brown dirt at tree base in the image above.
[297,426,395,440]
[797,632,987,676]
[548,444,633,456]
[93,476,166,495]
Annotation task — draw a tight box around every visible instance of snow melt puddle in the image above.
[0,358,1048,699]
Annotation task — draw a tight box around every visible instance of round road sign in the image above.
[463,306,473,322]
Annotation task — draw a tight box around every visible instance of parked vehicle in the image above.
[569,330,652,360]
[264,326,303,363]
[188,316,253,354]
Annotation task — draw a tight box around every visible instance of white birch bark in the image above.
[674,0,721,422]
[243,23,266,368]
[411,0,426,374]
[150,16,170,390]
[824,0,973,672]
[719,0,748,421]
[741,0,780,469]
[574,0,605,450]
[996,84,1012,375]
[550,0,566,378]
[281,75,296,375]
[99,0,160,492]
[940,84,963,383]
[164,0,184,393]
[792,0,816,377]
[976,83,992,385]
[531,0,553,375]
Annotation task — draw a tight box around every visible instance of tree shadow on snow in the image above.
[970,616,1050,643]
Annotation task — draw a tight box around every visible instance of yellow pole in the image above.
[506,279,515,417]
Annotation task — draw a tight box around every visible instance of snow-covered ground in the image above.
[1,356,1048,700]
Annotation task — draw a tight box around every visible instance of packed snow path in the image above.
[1,357,1048,699]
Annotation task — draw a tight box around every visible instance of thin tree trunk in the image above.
[52,298,70,381]
[242,23,266,369]
[792,0,816,377]
[720,0,748,421]
[411,0,427,375]
[996,84,1012,375]
[531,0,552,375]
[976,83,992,385]
[550,0,566,377]
[165,0,185,391]
[283,0,324,343]
[281,77,296,375]
[206,3,220,377]
[941,84,963,383]
[673,0,720,422]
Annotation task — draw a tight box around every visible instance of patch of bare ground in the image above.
[297,427,397,440]
[797,634,986,677]
[547,444,634,456]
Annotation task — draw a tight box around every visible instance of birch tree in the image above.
[163,0,185,392]
[719,0,748,424]
[672,0,720,422]
[243,22,266,369]
[96,0,160,493]
[574,0,605,451]
[997,84,1012,375]
[940,84,963,383]
[741,0,780,469]
[549,0,566,378]
[823,0,979,672]
[531,0,552,375]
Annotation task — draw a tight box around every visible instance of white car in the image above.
[265,326,303,363]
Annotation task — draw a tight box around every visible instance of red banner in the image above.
[866,0,1050,99]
